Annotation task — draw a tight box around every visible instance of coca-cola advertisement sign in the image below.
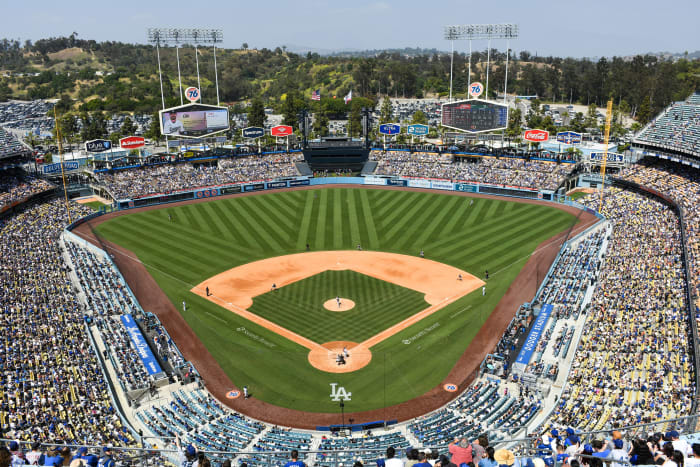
[523,129,549,142]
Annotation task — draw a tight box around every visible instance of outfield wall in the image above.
[108,175,576,211]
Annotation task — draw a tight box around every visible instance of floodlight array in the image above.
[443,23,519,40]
[147,28,223,45]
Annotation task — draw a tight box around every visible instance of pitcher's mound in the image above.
[308,341,372,373]
[323,298,355,311]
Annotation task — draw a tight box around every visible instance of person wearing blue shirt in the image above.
[479,447,499,467]
[98,446,116,467]
[284,449,306,467]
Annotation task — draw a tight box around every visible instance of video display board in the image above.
[159,103,229,138]
[441,99,508,133]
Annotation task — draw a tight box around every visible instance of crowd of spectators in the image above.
[551,187,694,430]
[617,159,700,312]
[95,153,303,199]
[0,171,54,210]
[634,93,700,156]
[0,198,137,447]
[373,151,575,190]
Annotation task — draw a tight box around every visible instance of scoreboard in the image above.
[441,99,508,133]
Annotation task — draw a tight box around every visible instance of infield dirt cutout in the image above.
[191,251,483,373]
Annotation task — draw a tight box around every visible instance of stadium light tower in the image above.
[443,23,519,102]
[147,28,224,108]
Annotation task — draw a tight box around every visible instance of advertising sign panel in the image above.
[184,86,201,102]
[407,179,431,189]
[119,136,145,149]
[378,123,400,135]
[469,82,484,98]
[556,131,582,144]
[159,103,229,139]
[271,125,293,137]
[120,314,163,375]
[523,129,550,142]
[85,139,112,153]
[363,176,387,186]
[42,161,79,174]
[407,124,429,136]
[242,127,265,139]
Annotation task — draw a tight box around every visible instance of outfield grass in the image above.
[249,270,428,343]
[94,188,576,412]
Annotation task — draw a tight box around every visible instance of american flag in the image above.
[311,89,321,101]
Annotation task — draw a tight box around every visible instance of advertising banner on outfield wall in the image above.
[455,183,477,192]
[407,179,431,189]
[431,180,454,190]
[387,179,407,187]
[289,179,310,187]
[120,314,163,375]
[195,188,220,199]
[267,181,288,189]
[363,176,387,186]
[244,183,265,191]
[515,303,553,366]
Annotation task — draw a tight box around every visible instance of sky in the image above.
[6,0,699,58]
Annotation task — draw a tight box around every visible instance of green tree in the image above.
[637,97,652,125]
[348,100,362,137]
[506,107,522,138]
[57,114,78,145]
[379,97,393,124]
[120,116,137,135]
[144,112,161,141]
[411,110,427,124]
[247,98,266,128]
[585,103,598,129]
[313,110,329,137]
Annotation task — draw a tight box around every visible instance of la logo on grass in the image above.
[329,383,352,401]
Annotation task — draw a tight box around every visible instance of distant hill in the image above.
[0,35,697,121]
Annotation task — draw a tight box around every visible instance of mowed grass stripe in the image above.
[438,207,546,261]
[228,200,276,251]
[256,193,297,231]
[128,211,254,258]
[375,190,412,220]
[347,189,363,247]
[371,189,403,218]
[189,202,219,237]
[468,210,566,264]
[124,216,254,268]
[409,195,461,249]
[243,197,290,248]
[100,221,209,277]
[295,190,316,250]
[213,200,264,251]
[333,189,344,248]
[461,198,485,228]
[381,193,436,245]
[198,202,227,239]
[392,194,451,251]
[180,205,203,231]
[358,189,380,249]
[423,200,470,249]
[314,189,329,249]
[272,190,302,213]
[379,191,426,229]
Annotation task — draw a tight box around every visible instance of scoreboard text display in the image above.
[441,99,508,133]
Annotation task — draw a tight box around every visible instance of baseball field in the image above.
[92,187,576,414]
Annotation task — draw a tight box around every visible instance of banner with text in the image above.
[120,314,163,375]
[515,303,553,366]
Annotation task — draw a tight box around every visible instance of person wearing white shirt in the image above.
[163,113,185,135]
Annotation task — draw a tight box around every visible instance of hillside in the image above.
[0,35,698,121]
